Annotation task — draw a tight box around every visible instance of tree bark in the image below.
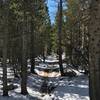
[3,37,8,96]
[58,0,64,76]
[30,20,35,74]
[21,2,28,94]
[89,0,100,100]
[2,0,9,96]
[21,33,28,95]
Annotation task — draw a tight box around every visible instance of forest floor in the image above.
[0,73,89,100]
[0,55,89,100]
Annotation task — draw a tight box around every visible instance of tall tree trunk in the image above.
[30,52,35,74]
[89,0,100,100]
[3,37,8,96]
[58,0,64,76]
[2,0,9,96]
[21,3,28,94]
[43,46,46,63]
[21,32,28,95]
[30,20,35,74]
[30,34,35,74]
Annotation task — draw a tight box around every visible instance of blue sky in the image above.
[47,0,57,24]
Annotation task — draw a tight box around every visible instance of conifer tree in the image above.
[89,0,100,100]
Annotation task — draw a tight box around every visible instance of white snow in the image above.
[0,55,89,100]
[52,75,89,100]
[0,73,89,100]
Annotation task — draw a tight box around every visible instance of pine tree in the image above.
[2,0,9,96]
[64,0,79,65]
[9,0,29,94]
[57,0,64,76]
[89,0,100,100]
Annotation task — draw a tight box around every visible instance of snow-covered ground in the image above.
[52,75,89,100]
[0,54,89,100]
[0,74,89,100]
